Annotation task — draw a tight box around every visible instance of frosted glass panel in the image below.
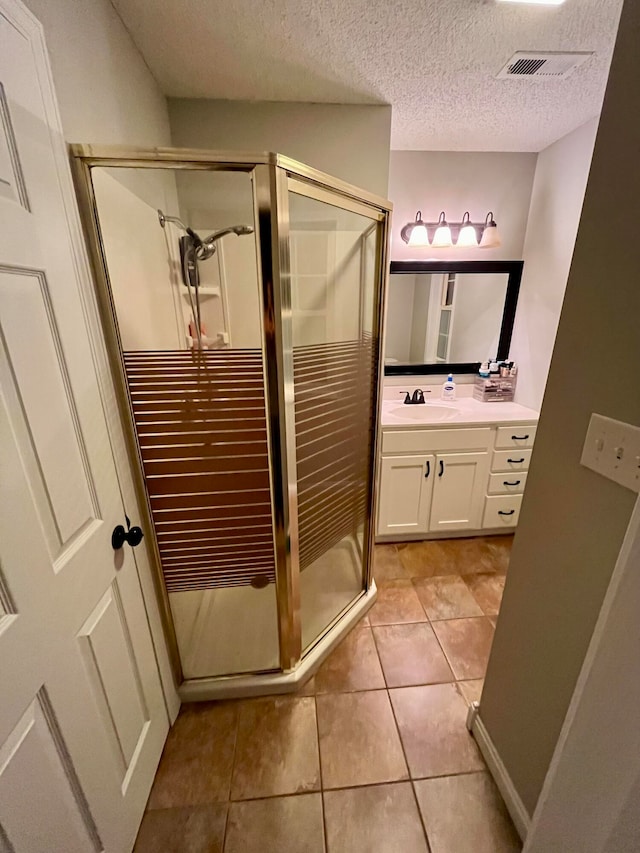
[92,167,279,677]
[288,190,380,651]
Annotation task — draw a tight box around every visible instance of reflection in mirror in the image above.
[386,271,508,365]
[384,264,521,371]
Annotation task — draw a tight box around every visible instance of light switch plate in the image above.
[581,413,640,493]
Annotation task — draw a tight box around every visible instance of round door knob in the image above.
[112,524,127,550]
[111,518,144,550]
[127,526,144,547]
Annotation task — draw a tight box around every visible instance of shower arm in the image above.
[157,209,188,231]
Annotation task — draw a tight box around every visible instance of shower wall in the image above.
[175,171,262,348]
[92,169,183,350]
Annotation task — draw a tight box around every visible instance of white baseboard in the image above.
[468,705,531,841]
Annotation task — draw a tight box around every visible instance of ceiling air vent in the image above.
[497,51,594,80]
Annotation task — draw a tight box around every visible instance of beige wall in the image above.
[480,0,637,818]
[25,0,180,253]
[25,0,171,146]
[388,151,536,261]
[168,99,392,197]
[511,118,599,410]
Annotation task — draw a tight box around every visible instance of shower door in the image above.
[84,164,281,680]
[285,181,386,652]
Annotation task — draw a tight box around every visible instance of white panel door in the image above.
[0,4,169,851]
[429,452,489,531]
[377,455,435,536]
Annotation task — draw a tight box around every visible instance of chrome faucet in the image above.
[400,389,428,405]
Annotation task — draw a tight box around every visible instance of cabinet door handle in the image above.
[498,509,515,516]
[507,457,525,464]
[438,460,444,477]
[511,434,530,441]
[503,480,521,486]
[425,460,430,478]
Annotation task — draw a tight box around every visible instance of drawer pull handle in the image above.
[498,509,515,516]
[503,480,521,486]
[512,434,530,441]
[439,460,444,478]
[507,457,525,464]
[425,460,430,479]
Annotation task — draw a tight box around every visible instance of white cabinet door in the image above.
[0,6,168,852]
[429,452,489,532]
[377,455,435,536]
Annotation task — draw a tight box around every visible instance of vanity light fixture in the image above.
[405,211,430,247]
[400,210,500,249]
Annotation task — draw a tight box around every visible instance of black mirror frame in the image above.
[384,260,523,376]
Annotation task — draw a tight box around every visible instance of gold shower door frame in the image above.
[71,145,392,689]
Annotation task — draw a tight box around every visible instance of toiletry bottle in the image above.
[441,373,456,401]
[489,359,499,375]
[510,362,518,377]
[479,361,490,378]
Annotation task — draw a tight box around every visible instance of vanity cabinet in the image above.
[378,429,491,536]
[377,418,537,539]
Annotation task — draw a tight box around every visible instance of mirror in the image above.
[384,261,522,375]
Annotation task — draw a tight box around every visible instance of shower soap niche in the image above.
[182,285,221,298]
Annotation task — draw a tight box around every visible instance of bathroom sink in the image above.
[388,404,459,422]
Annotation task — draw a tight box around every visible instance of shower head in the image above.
[195,225,254,259]
[158,209,253,260]
[203,225,254,243]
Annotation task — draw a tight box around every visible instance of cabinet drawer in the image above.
[382,427,491,455]
[487,472,528,495]
[495,425,537,450]
[483,494,523,528]
[491,449,532,472]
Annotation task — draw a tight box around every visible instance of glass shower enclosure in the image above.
[71,146,391,698]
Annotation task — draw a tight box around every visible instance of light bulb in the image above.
[402,210,431,246]
[457,212,478,247]
[479,212,501,249]
[408,223,430,246]
[432,212,452,248]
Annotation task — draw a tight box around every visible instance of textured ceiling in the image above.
[112,0,622,151]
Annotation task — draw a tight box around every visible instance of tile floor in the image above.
[135,535,520,853]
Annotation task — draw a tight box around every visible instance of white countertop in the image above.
[381,391,539,428]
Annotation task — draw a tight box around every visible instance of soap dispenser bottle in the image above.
[441,373,456,401]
